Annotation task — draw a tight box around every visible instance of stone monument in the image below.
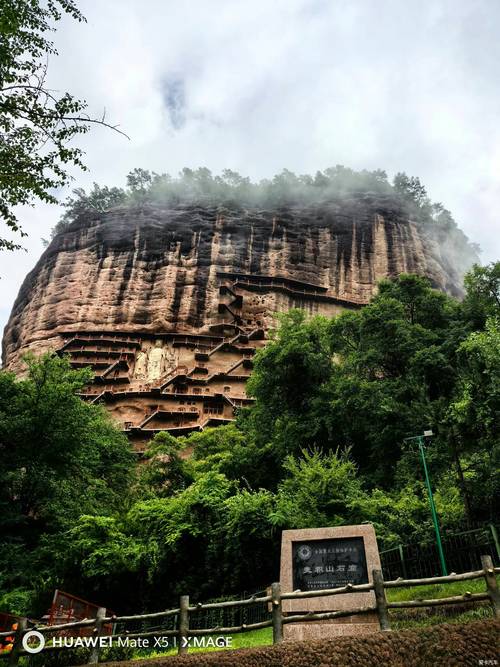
[280,524,382,640]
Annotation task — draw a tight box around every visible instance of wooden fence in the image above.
[1,555,499,664]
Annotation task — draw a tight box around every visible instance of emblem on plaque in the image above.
[297,544,312,561]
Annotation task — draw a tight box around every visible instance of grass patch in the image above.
[385,574,497,629]
[130,627,272,660]
[390,605,493,630]
[385,575,493,603]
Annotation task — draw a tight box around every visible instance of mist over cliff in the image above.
[2,170,479,371]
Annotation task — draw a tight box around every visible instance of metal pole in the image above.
[418,436,447,576]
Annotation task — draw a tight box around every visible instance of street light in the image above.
[404,430,448,576]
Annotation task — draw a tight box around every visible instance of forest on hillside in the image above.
[0,264,498,617]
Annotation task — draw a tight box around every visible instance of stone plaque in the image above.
[280,525,382,640]
[292,536,368,591]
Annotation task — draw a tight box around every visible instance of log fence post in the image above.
[8,617,27,667]
[271,582,283,644]
[481,554,500,618]
[88,607,106,664]
[178,595,189,655]
[87,607,106,665]
[372,569,391,631]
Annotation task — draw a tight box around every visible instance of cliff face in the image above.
[2,194,468,367]
[1,194,472,448]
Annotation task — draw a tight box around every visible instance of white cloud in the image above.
[2,0,500,339]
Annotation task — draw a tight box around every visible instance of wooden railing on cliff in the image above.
[1,556,499,663]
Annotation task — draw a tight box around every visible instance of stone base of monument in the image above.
[280,525,382,640]
[283,613,380,641]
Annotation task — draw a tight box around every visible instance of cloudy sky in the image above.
[1,0,499,337]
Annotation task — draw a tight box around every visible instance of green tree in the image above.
[447,317,500,521]
[126,168,153,199]
[0,354,133,611]
[244,278,464,487]
[188,423,259,481]
[273,449,366,528]
[0,0,125,250]
[136,431,193,497]
[218,489,278,591]
[463,262,500,327]
[47,515,144,610]
[393,172,430,210]
[127,471,235,600]
[42,183,127,244]
[245,310,332,473]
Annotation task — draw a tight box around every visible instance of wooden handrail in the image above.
[387,592,489,608]
[187,593,271,613]
[383,569,489,587]
[281,581,374,600]
[3,558,499,662]
[282,605,377,624]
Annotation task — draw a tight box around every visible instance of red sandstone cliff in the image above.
[2,194,471,371]
[1,194,475,448]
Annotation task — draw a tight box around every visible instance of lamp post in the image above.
[405,430,448,576]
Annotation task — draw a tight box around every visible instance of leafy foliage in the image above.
[0,266,498,616]
[0,0,125,250]
[135,431,194,497]
[447,317,500,519]
[462,262,500,326]
[0,354,133,612]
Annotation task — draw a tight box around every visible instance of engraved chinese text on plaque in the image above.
[292,536,368,591]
